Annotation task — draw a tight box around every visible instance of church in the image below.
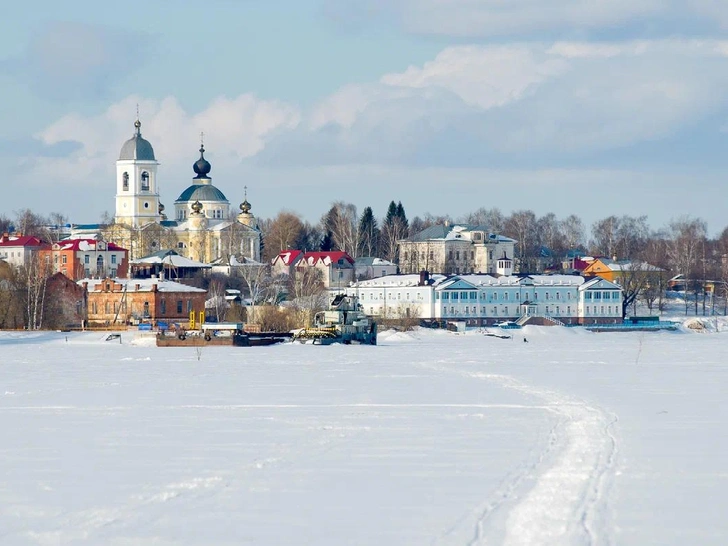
[96,118,261,265]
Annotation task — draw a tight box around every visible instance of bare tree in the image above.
[322,202,358,257]
[459,207,505,233]
[560,214,586,252]
[261,211,305,262]
[237,262,270,324]
[667,216,707,315]
[20,254,51,329]
[504,210,538,272]
[289,267,327,327]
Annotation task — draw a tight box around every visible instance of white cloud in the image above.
[290,40,728,161]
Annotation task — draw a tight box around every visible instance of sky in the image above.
[2,320,728,544]
[3,1,728,235]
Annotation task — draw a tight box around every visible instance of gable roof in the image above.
[53,239,126,252]
[301,251,354,266]
[0,235,47,248]
[579,276,622,291]
[79,277,206,293]
[130,249,211,268]
[272,250,303,266]
[405,224,516,244]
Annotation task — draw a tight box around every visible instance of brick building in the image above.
[81,277,206,327]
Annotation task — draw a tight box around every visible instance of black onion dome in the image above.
[193,145,211,179]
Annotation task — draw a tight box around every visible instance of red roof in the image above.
[302,251,354,266]
[273,249,303,266]
[0,235,47,248]
[53,239,127,252]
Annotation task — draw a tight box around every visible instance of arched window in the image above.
[96,255,104,277]
[141,171,150,191]
[122,172,129,191]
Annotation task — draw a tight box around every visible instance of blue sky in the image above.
[3,0,728,235]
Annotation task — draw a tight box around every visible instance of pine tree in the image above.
[357,206,380,258]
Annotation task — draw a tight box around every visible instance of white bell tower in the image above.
[114,119,161,228]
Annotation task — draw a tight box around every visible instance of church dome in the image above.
[119,119,156,161]
[193,145,211,179]
[175,184,229,203]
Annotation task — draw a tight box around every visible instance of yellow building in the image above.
[98,119,261,264]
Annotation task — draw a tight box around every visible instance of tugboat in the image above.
[293,293,377,345]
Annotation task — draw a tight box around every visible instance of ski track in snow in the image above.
[423,365,619,546]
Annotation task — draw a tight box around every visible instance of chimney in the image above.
[152,283,158,293]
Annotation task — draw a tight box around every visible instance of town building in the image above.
[38,239,129,281]
[354,257,398,280]
[348,273,623,326]
[582,257,665,284]
[271,250,356,291]
[0,234,47,268]
[397,224,516,275]
[80,277,207,327]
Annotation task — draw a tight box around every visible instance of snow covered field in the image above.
[1,323,727,545]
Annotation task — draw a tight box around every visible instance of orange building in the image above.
[582,258,664,284]
[81,277,207,327]
[40,239,129,281]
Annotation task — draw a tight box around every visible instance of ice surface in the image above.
[1,323,727,545]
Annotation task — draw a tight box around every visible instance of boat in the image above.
[293,294,377,345]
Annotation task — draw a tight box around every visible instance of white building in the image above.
[0,234,47,268]
[354,257,398,280]
[349,273,623,326]
[398,224,516,276]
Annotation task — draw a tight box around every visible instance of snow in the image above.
[1,322,727,545]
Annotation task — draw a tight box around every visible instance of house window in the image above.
[111,255,117,264]
[545,292,549,300]
[456,251,460,260]
[141,171,150,191]
[61,255,67,264]
[429,251,434,260]
[187,300,193,313]
[451,292,458,300]
[556,292,560,300]
[177,300,183,313]
[449,251,453,259]
[504,292,509,300]
[161,299,166,315]
[404,251,408,260]
[105,302,110,314]
[122,172,129,191]
[143,301,150,317]
[84,255,90,264]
